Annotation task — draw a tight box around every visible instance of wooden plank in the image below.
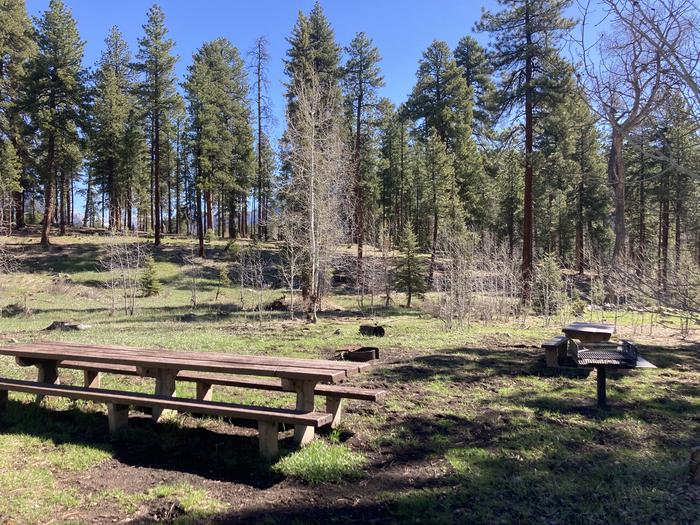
[15,343,351,381]
[0,377,332,427]
[59,361,387,401]
[541,335,568,349]
[36,342,369,374]
[562,322,614,343]
[0,345,345,383]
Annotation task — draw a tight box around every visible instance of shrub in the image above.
[533,252,564,316]
[140,255,161,297]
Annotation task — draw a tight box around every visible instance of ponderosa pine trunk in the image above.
[154,108,162,245]
[196,186,204,258]
[40,132,56,248]
[13,191,24,230]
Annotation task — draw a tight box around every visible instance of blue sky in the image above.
[25,0,505,141]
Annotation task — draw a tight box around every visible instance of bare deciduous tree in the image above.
[100,233,146,316]
[431,232,474,330]
[283,72,350,322]
[579,4,664,262]
[234,241,269,325]
[277,212,305,320]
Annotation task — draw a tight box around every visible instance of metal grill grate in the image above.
[576,341,638,368]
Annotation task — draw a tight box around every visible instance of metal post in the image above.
[596,366,607,408]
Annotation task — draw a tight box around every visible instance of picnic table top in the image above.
[0,341,370,384]
[562,322,615,342]
[562,322,615,335]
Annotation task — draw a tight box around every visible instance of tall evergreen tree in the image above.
[405,40,484,231]
[395,220,426,307]
[342,31,384,290]
[477,0,574,296]
[184,38,253,257]
[284,1,341,127]
[0,0,35,229]
[135,4,177,245]
[25,0,85,247]
[454,35,495,142]
[90,26,135,230]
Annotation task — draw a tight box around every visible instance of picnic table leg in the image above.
[152,369,177,421]
[84,370,101,389]
[195,381,214,402]
[596,366,607,408]
[282,379,317,445]
[108,403,129,433]
[36,359,60,403]
[258,421,279,460]
[326,396,343,429]
[0,389,7,412]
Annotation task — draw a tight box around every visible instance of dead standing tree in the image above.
[284,73,349,323]
[579,4,664,264]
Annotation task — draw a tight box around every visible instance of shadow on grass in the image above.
[378,346,593,387]
[0,399,284,489]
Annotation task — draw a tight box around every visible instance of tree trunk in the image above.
[228,193,236,239]
[154,110,161,246]
[638,143,646,262]
[575,179,584,274]
[659,169,669,290]
[196,186,204,258]
[13,191,24,230]
[40,133,56,248]
[609,126,626,263]
[522,1,534,299]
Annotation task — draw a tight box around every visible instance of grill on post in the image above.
[573,340,639,408]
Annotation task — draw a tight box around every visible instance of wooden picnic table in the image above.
[562,322,615,343]
[0,341,371,444]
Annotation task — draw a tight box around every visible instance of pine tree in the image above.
[477,0,574,296]
[0,139,21,229]
[91,26,134,230]
[423,127,459,278]
[135,4,178,246]
[184,38,254,257]
[0,0,35,230]
[405,40,484,230]
[141,254,161,296]
[454,35,495,141]
[395,221,426,307]
[25,0,85,248]
[284,2,341,127]
[343,31,384,292]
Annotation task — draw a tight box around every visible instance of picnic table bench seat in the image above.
[541,335,568,367]
[0,377,332,459]
[59,360,386,428]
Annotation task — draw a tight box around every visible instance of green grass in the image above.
[0,234,697,524]
[273,439,368,484]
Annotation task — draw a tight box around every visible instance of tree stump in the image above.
[359,325,385,337]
